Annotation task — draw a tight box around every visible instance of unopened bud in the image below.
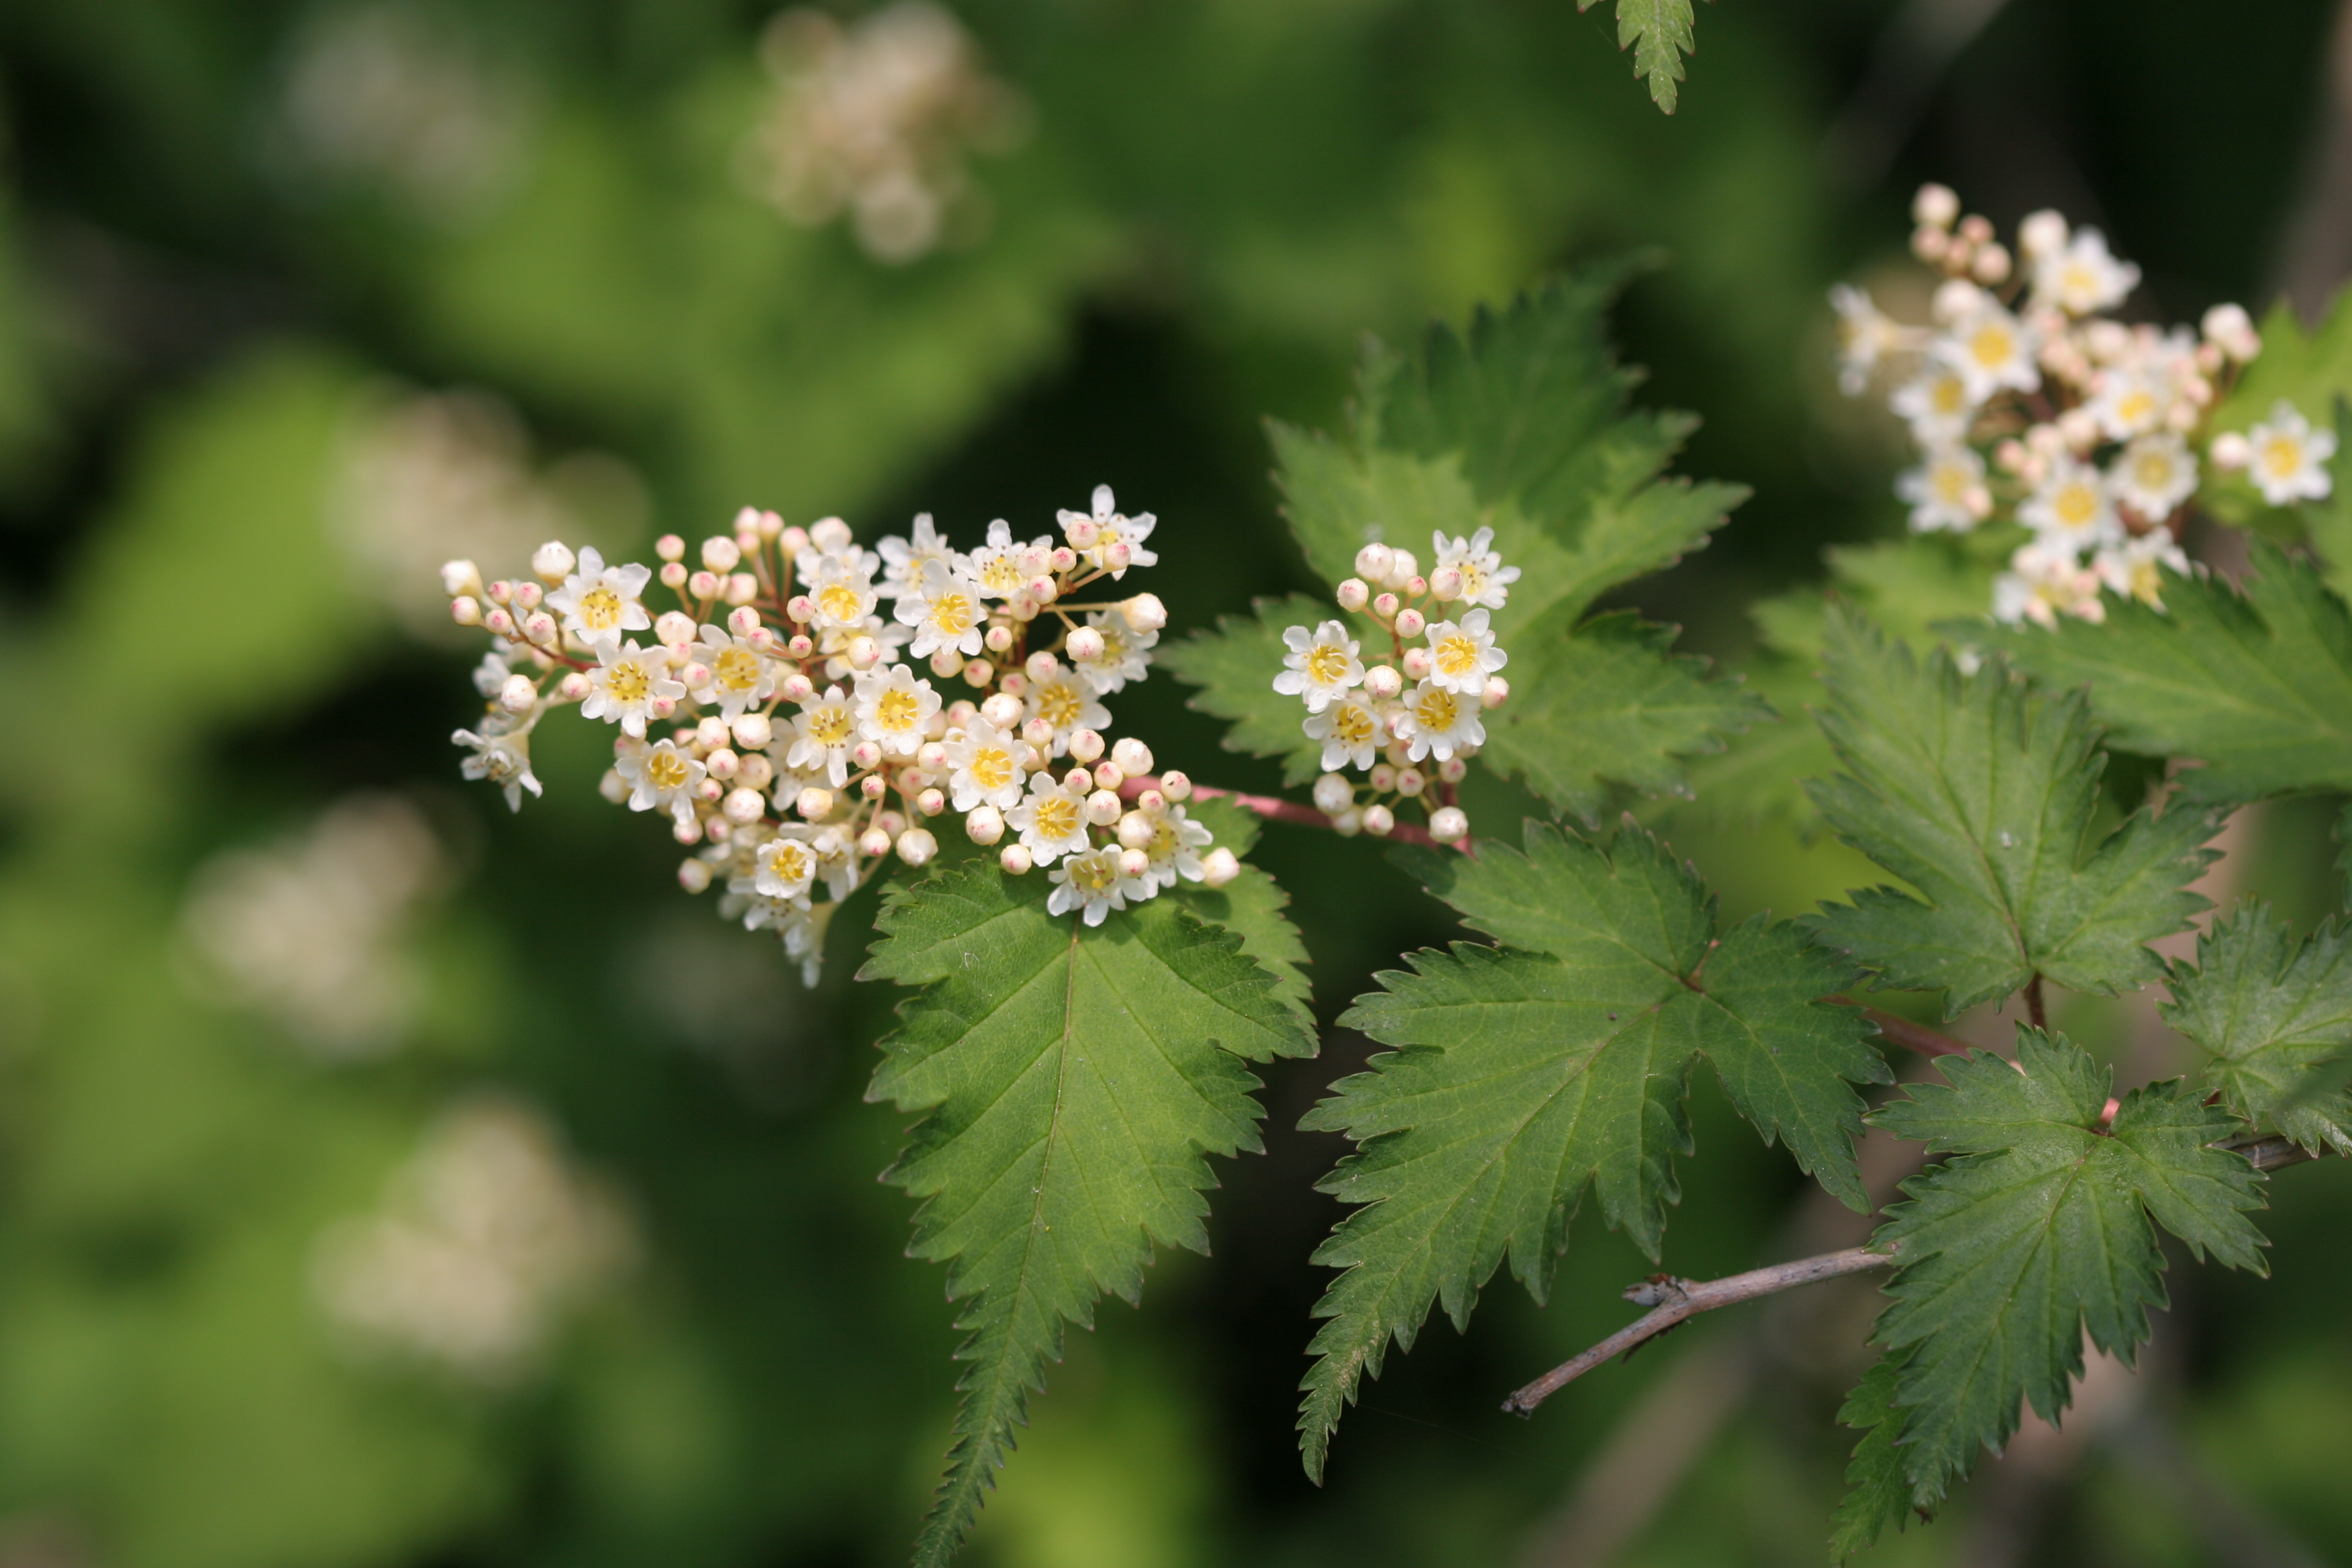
[930,647,965,679]
[1134,789,1166,815]
[695,716,730,748]
[678,858,712,893]
[1116,811,1155,850]
[1912,182,1959,230]
[693,777,723,803]
[1394,607,1426,639]
[1336,578,1371,611]
[1331,809,1363,836]
[1362,804,1395,837]
[499,673,538,714]
[688,570,720,599]
[966,805,1006,845]
[738,754,773,791]
[731,712,773,749]
[1385,550,1418,589]
[1200,847,1240,889]
[984,624,1014,653]
[727,604,762,636]
[725,573,758,605]
[523,611,558,646]
[1022,717,1057,750]
[1120,593,1167,632]
[1438,756,1468,783]
[450,595,483,626]
[1104,540,1132,573]
[916,787,945,817]
[1067,627,1106,663]
[557,671,592,702]
[598,768,630,804]
[660,561,689,589]
[780,525,810,554]
[1356,543,1395,581]
[654,610,696,645]
[796,787,834,820]
[705,747,740,781]
[786,595,816,624]
[1111,738,1153,777]
[1085,789,1122,826]
[780,673,816,703]
[701,535,741,572]
[1363,664,1403,700]
[1312,773,1353,814]
[861,775,887,800]
[848,636,881,671]
[1971,242,2012,286]
[897,828,939,867]
[511,580,543,611]
[859,826,893,858]
[1159,769,1192,803]
[673,818,704,845]
[1402,647,1433,680]
[724,787,765,824]
[1118,847,1151,878]
[810,517,851,552]
[1065,515,1101,549]
[1428,805,1469,844]
[1428,567,1464,601]
[1067,728,1106,764]
[1373,591,1400,620]
[1483,675,1510,709]
[1000,844,1034,875]
[2018,208,2068,258]
[1024,650,1061,683]
[654,534,686,562]
[1027,575,1060,605]
[1091,762,1125,791]
[483,606,517,638]
[442,558,484,599]
[786,634,814,658]
[1395,767,1425,797]
[2210,432,2251,471]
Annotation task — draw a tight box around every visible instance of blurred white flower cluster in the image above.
[180,795,443,1061]
[1271,533,1514,846]
[312,1099,633,1384]
[275,1,536,226]
[439,485,1240,979]
[1834,183,2333,627]
[743,2,1026,263]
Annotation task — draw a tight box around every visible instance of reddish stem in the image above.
[1117,775,1467,853]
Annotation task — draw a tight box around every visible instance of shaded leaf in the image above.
[2163,903,2352,1154]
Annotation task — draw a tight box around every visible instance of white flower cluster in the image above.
[1271,532,1515,845]
[1834,183,2334,628]
[440,485,1240,982]
[312,1098,633,1385]
[744,2,1026,264]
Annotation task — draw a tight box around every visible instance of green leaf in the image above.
[2162,903,2352,1154]
[1868,1030,2267,1504]
[1983,538,2352,802]
[1158,595,1332,787]
[1480,611,1769,826]
[2206,291,2352,532]
[1172,794,1314,1016]
[861,863,1315,1565]
[1828,1357,1920,1561]
[1294,822,1885,1477]
[1804,609,2219,1016]
[1579,0,1700,113]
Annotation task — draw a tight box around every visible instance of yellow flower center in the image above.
[981,555,1026,594]
[818,583,865,622]
[2128,558,2164,606]
[2134,453,2175,492]
[1034,797,1079,839]
[1097,626,1128,665]
[970,747,1014,793]
[1932,463,1969,504]
[1149,820,1178,857]
[1457,560,1488,599]
[1414,688,1459,732]
[1970,323,2014,369]
[647,750,690,790]
[2263,435,2305,478]
[1035,681,1083,730]
[807,705,852,746]
[927,591,974,636]
[1306,643,1352,685]
[1436,634,1481,677]
[1931,375,1967,415]
[605,660,651,703]
[2061,262,2096,301]
[1073,853,1119,893]
[876,689,921,732]
[1334,703,1375,744]
[767,842,811,883]
[2054,483,2098,527]
[714,647,763,691]
[2116,389,2156,428]
[579,585,624,630]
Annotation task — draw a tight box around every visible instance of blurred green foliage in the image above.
[1,1,2349,1566]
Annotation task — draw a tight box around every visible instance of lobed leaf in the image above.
[1295,821,1884,1477]
[1982,539,2352,802]
[861,862,1314,1565]
[1867,1031,2267,1506]
[2162,903,2352,1154]
[1579,0,1702,113]
[1804,608,2219,1016]
[1828,1357,1916,1561]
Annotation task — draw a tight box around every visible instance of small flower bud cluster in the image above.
[1835,185,2335,627]
[1269,530,1516,846]
[441,485,1233,981]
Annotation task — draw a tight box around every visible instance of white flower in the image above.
[1896,444,1988,534]
[1936,301,2041,402]
[471,649,514,698]
[612,737,703,826]
[783,685,859,787]
[794,532,879,586]
[580,638,683,739]
[546,547,653,643]
[1994,542,2106,628]
[2088,367,2172,442]
[2018,458,2120,553]
[452,719,541,811]
[2032,228,2140,315]
[878,513,961,600]
[1423,609,1506,695]
[749,828,821,901]
[2111,434,2198,520]
[1397,679,1485,763]
[853,663,940,756]
[2093,531,2191,611]
[687,625,779,717]
[1006,770,1091,864]
[944,718,1028,812]
[1273,620,1365,712]
[892,556,988,659]
[1047,845,1153,926]
[1060,484,1157,577]
[969,519,1047,600]
[1888,364,1980,444]
[1022,668,1110,757]
[1830,283,1907,395]
[1303,695,1382,772]
[804,552,880,630]
[1141,805,1214,888]
[1083,609,1155,693]
[1430,526,1520,610]
[2246,401,2337,505]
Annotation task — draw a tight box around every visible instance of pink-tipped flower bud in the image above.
[655,534,686,562]
[966,805,1006,846]
[1134,789,1166,815]
[450,595,483,626]
[1024,650,1061,683]
[1402,646,1433,680]
[483,606,516,638]
[654,609,695,645]
[1355,543,1395,581]
[977,693,1021,730]
[1362,664,1402,700]
[846,636,881,671]
[786,634,814,658]
[659,560,689,589]
[1369,763,1396,792]
[847,740,881,773]
[724,573,758,606]
[499,673,538,714]
[511,580,543,611]
[1200,847,1240,889]
[1312,773,1353,814]
[523,611,559,646]
[1027,575,1060,605]
[487,579,514,605]
[1428,805,1469,844]
[1957,213,1993,246]
[861,774,887,801]
[1091,762,1126,792]
[1000,843,1034,875]
[929,647,965,679]
[1118,847,1151,879]
[1064,515,1101,549]
[1067,626,1106,663]
[780,524,810,554]
[701,535,741,572]
[917,740,951,772]
[677,858,712,893]
[688,569,720,599]
[1428,566,1465,601]
[673,818,704,845]
[557,671,593,702]
[1394,607,1426,639]
[1331,808,1363,836]
[523,542,572,585]
[1022,717,1057,750]
[984,624,1014,653]
[1394,766,1425,797]
[1438,756,1469,783]
[696,716,730,748]
[1159,769,1192,802]
[1116,811,1155,850]
[1336,577,1371,611]
[1085,789,1123,826]
[1372,591,1400,621]
[1912,183,1960,230]
[442,558,484,599]
[1912,225,1951,264]
[1048,545,1079,574]
[731,712,773,749]
[1067,728,1106,764]
[738,754,773,791]
[875,810,907,837]
[2019,208,2068,258]
[1120,593,1167,633]
[916,788,945,818]
[1404,575,1428,598]
[599,767,630,803]
[727,604,762,636]
[1362,804,1395,837]
[679,662,712,691]
[780,673,816,704]
[705,747,740,781]
[859,826,893,859]
[1482,675,1510,710]
[693,777,724,803]
[1065,767,1092,794]
[795,786,834,820]
[1971,242,2012,286]
[2210,432,2251,471]
[1104,540,1132,573]
[1111,738,1153,777]
[1385,550,1418,589]
[785,594,816,624]
[723,786,766,824]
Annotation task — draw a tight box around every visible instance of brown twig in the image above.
[1502,1246,1901,1416]
[2024,974,2049,1032]
[1116,775,1467,852]
[1829,996,1974,1058]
